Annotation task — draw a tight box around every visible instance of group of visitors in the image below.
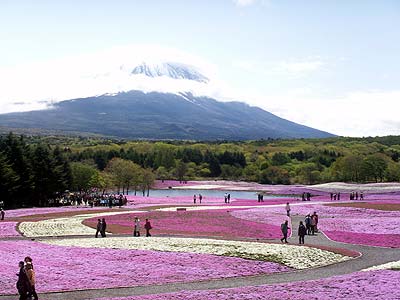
[304,212,319,235]
[193,194,203,204]
[330,192,341,201]
[132,217,152,237]
[95,217,153,238]
[280,211,319,244]
[301,192,312,201]
[16,256,38,300]
[350,191,364,200]
[224,193,231,203]
[50,192,128,207]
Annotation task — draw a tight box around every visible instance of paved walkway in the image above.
[2,215,400,300]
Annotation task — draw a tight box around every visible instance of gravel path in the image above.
[2,215,400,300]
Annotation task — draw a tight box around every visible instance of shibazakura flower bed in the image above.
[18,211,138,237]
[256,202,400,248]
[0,240,290,294]
[42,236,351,270]
[82,209,287,239]
[93,269,400,300]
[0,222,20,237]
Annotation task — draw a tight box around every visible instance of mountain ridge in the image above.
[0,90,334,140]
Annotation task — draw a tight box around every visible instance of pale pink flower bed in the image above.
[261,203,400,247]
[0,222,20,237]
[126,195,296,207]
[323,231,400,248]
[4,206,95,218]
[0,240,290,295]
[83,210,284,239]
[126,195,225,206]
[95,269,400,300]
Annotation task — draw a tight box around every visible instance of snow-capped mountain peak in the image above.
[130,62,209,83]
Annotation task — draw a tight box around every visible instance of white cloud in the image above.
[277,59,325,75]
[0,44,222,114]
[233,0,256,6]
[233,58,325,78]
[249,90,400,137]
[233,0,270,7]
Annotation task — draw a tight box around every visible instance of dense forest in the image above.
[1,133,400,208]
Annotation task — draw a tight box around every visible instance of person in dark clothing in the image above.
[95,219,102,238]
[144,218,152,237]
[280,220,290,243]
[298,221,307,244]
[17,261,30,300]
[0,208,5,220]
[101,218,107,237]
[305,214,312,235]
[199,194,202,203]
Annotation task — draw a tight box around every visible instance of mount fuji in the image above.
[0,61,334,140]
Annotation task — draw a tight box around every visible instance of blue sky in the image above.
[0,0,399,136]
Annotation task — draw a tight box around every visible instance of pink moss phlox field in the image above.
[324,231,400,248]
[126,195,226,206]
[4,206,97,218]
[0,222,20,237]
[126,195,297,207]
[0,240,290,294]
[230,209,292,236]
[94,270,400,300]
[277,203,400,247]
[84,210,284,239]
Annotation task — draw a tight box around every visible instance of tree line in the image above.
[2,133,400,208]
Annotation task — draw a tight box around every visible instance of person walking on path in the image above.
[133,217,140,237]
[280,220,290,243]
[199,194,202,204]
[305,214,312,235]
[227,193,231,203]
[25,262,38,300]
[285,202,291,217]
[310,214,316,235]
[0,208,5,220]
[144,219,152,237]
[17,261,30,300]
[298,221,307,244]
[224,193,228,203]
[193,194,196,204]
[101,218,107,237]
[95,219,102,238]
[312,212,319,233]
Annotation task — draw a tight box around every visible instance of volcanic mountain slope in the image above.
[0,90,334,140]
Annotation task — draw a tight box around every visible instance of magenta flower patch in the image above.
[83,209,283,239]
[94,270,400,300]
[0,240,290,295]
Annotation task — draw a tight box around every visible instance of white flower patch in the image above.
[19,211,141,237]
[362,260,400,271]
[42,237,351,269]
